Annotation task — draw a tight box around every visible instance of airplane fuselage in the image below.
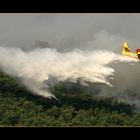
[122,50,139,59]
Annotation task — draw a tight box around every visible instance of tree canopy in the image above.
[0,71,139,126]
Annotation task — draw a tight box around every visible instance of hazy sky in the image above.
[1,13,140,108]
[0,13,140,51]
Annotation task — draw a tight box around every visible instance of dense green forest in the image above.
[0,71,140,126]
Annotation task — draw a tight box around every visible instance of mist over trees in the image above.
[0,71,140,126]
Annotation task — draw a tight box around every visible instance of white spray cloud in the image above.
[0,46,138,99]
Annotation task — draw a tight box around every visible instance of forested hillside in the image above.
[0,71,140,126]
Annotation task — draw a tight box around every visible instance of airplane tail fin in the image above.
[122,42,131,54]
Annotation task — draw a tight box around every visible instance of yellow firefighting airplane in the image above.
[121,42,140,59]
